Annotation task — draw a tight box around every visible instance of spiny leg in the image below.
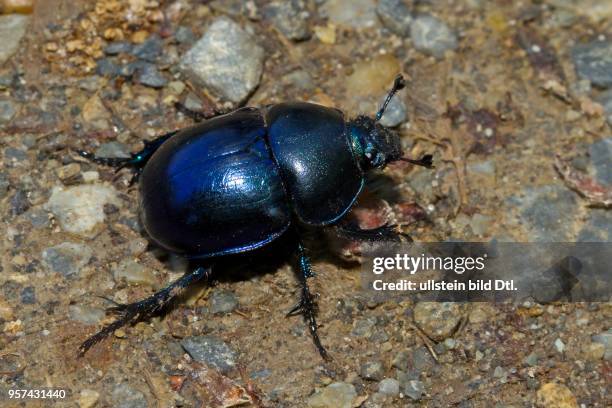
[75,129,178,184]
[78,265,211,356]
[334,222,412,242]
[287,238,330,360]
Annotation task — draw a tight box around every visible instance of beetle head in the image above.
[349,74,434,172]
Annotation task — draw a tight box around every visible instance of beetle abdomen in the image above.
[139,108,291,257]
[266,102,364,226]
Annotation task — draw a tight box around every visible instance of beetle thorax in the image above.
[348,115,402,171]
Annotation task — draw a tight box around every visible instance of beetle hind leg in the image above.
[78,265,211,356]
[287,239,330,360]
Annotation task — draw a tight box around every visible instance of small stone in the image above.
[377,93,407,127]
[56,163,81,183]
[592,329,612,360]
[0,99,16,124]
[82,95,111,130]
[111,383,147,408]
[4,147,27,163]
[403,379,424,401]
[20,286,35,304]
[589,137,612,186]
[554,338,565,353]
[411,346,436,372]
[493,365,505,378]
[175,26,195,44]
[360,360,384,381]
[523,352,539,366]
[322,0,378,29]
[113,259,156,286]
[180,17,264,103]
[68,305,105,325]
[314,24,336,44]
[181,335,238,374]
[131,34,162,62]
[582,342,605,361]
[95,141,131,159]
[571,39,612,89]
[410,14,458,58]
[536,383,578,408]
[0,14,30,65]
[135,64,167,88]
[78,389,100,408]
[352,317,377,337]
[264,1,311,41]
[376,0,413,36]
[167,80,186,95]
[96,58,121,77]
[597,90,612,125]
[378,378,399,396]
[104,41,133,55]
[391,350,409,369]
[42,242,93,277]
[0,299,14,320]
[346,55,400,99]
[10,189,29,216]
[413,302,463,341]
[209,289,239,314]
[45,184,121,237]
[307,382,357,408]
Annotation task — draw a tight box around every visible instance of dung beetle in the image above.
[77,75,432,359]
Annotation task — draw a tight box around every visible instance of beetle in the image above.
[76,75,432,359]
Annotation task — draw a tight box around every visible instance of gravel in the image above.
[376,0,413,36]
[377,93,407,127]
[0,99,16,124]
[68,305,105,325]
[410,14,458,58]
[181,335,238,374]
[112,259,156,286]
[94,141,131,159]
[413,301,463,341]
[264,1,311,41]
[588,137,612,185]
[41,242,93,277]
[377,378,400,396]
[111,383,148,408]
[322,0,378,29]
[209,289,239,314]
[134,63,167,88]
[180,17,264,104]
[403,379,425,401]
[592,329,612,360]
[360,360,384,381]
[131,34,162,62]
[0,14,30,65]
[571,39,612,88]
[306,382,357,408]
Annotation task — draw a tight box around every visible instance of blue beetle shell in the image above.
[267,102,364,225]
[139,107,291,257]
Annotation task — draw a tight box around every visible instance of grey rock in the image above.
[411,346,436,372]
[284,70,314,90]
[96,58,121,77]
[264,1,311,41]
[515,185,578,241]
[180,17,264,103]
[523,352,539,366]
[95,142,131,159]
[174,26,195,44]
[42,242,93,277]
[105,41,133,55]
[592,329,612,360]
[306,382,357,408]
[403,379,424,401]
[378,378,400,396]
[0,14,30,65]
[376,0,413,36]
[209,289,239,314]
[135,64,167,88]
[413,301,463,341]
[352,316,377,336]
[111,383,148,408]
[0,172,9,198]
[209,0,260,19]
[68,305,105,325]
[391,350,410,369]
[113,259,156,286]
[131,35,163,62]
[4,147,27,162]
[577,209,612,242]
[571,40,612,88]
[322,0,378,29]
[183,92,203,112]
[0,99,16,124]
[589,137,612,185]
[410,14,458,58]
[181,335,238,374]
[20,286,35,304]
[377,93,407,127]
[10,189,29,216]
[597,90,612,125]
[360,360,384,381]
[78,76,103,92]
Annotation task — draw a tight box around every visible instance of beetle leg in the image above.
[334,222,412,242]
[78,265,211,357]
[287,239,330,360]
[75,130,178,183]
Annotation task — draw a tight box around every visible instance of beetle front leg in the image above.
[334,221,412,242]
[75,129,178,184]
[78,264,211,356]
[287,238,330,360]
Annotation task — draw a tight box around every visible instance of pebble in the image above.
[597,90,612,125]
[376,0,413,36]
[209,289,239,314]
[56,163,81,183]
[377,378,399,396]
[592,329,612,360]
[306,382,357,408]
[535,383,578,408]
[78,389,100,408]
[181,335,238,374]
[360,360,384,381]
[10,189,29,216]
[410,14,458,58]
[351,316,377,337]
[42,242,93,277]
[134,63,167,88]
[588,137,612,185]
[111,383,148,408]
[112,259,156,286]
[0,99,16,124]
[45,184,121,237]
[571,39,612,88]
[411,346,436,372]
[0,14,30,65]
[20,286,35,304]
[264,1,311,41]
[523,351,539,367]
[582,342,605,361]
[96,58,121,77]
[346,55,400,99]
[413,301,463,341]
[104,41,133,55]
[68,305,105,325]
[322,0,378,29]
[131,34,162,62]
[174,26,195,44]
[577,209,611,242]
[391,350,409,369]
[180,17,264,104]
[515,185,578,242]
[0,172,8,198]
[554,338,566,353]
[4,147,27,163]
[403,379,424,401]
[0,299,14,320]
[377,93,407,127]
[82,95,111,130]
[95,142,131,159]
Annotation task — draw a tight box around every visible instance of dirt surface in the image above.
[0,0,611,407]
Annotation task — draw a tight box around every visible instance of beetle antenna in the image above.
[376,74,406,122]
[400,154,434,168]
